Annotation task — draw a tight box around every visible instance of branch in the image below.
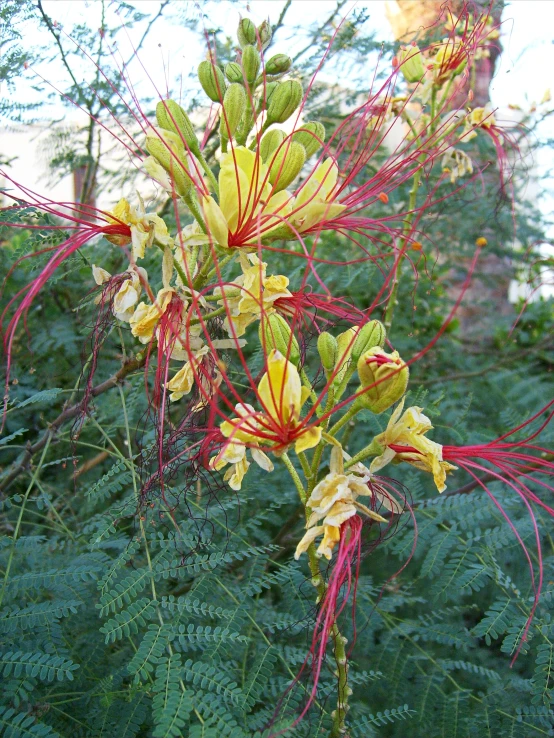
[124,0,170,69]
[271,0,292,39]
[36,0,81,92]
[291,0,349,63]
[0,354,146,494]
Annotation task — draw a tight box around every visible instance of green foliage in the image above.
[1,2,554,738]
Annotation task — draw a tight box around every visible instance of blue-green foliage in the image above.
[2,2,554,737]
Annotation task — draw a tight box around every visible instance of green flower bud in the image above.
[237,18,257,48]
[242,45,261,85]
[259,314,301,367]
[198,61,226,102]
[292,121,326,158]
[266,80,303,125]
[357,347,409,414]
[221,83,247,140]
[351,320,386,365]
[145,129,191,198]
[332,326,358,391]
[395,44,424,83]
[259,128,285,162]
[156,99,200,158]
[265,53,292,77]
[317,332,338,372]
[268,141,306,192]
[225,62,244,84]
[257,20,272,50]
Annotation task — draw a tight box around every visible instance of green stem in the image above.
[297,451,312,480]
[184,191,207,234]
[156,243,189,287]
[281,452,306,504]
[202,251,235,285]
[189,305,226,326]
[197,152,219,198]
[344,437,382,469]
[384,77,451,334]
[328,404,361,438]
[118,387,190,699]
[0,435,52,608]
[309,389,336,484]
[301,368,323,416]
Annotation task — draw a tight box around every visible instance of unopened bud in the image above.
[268,141,306,192]
[145,129,191,198]
[332,326,358,389]
[257,81,279,114]
[396,44,424,83]
[292,121,325,158]
[156,99,200,158]
[259,314,301,367]
[198,61,226,102]
[351,320,386,364]
[242,45,260,85]
[317,332,338,372]
[266,80,303,125]
[259,128,285,162]
[257,20,272,50]
[225,62,244,84]
[266,53,291,77]
[237,18,257,48]
[357,347,409,414]
[221,83,247,139]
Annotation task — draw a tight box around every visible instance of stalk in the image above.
[281,452,351,736]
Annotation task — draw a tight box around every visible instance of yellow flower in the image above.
[129,287,174,344]
[113,268,148,322]
[92,265,111,285]
[215,254,291,337]
[257,349,321,453]
[295,446,387,560]
[210,437,274,491]
[92,265,148,322]
[290,158,346,232]
[468,106,496,129]
[106,196,173,261]
[166,346,210,401]
[220,349,321,460]
[370,399,457,493]
[202,147,293,247]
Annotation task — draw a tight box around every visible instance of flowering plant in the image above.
[1,3,553,736]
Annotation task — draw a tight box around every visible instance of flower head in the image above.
[215,254,291,337]
[106,196,173,260]
[93,266,148,322]
[202,146,293,247]
[295,446,387,560]
[215,350,321,489]
[209,438,273,491]
[370,399,457,492]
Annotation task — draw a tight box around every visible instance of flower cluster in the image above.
[2,6,552,736]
